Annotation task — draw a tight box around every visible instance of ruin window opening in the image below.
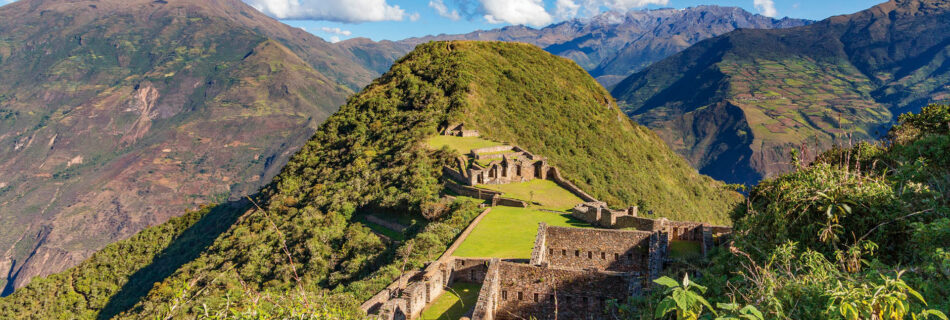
[518,292,523,301]
[534,293,539,302]
[601,252,606,259]
[575,250,580,257]
[562,249,567,255]
[549,248,554,255]
[587,251,592,259]
[614,253,619,260]
[502,290,507,300]
[627,253,632,260]
[549,294,555,302]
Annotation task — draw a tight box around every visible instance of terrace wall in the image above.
[545,167,599,202]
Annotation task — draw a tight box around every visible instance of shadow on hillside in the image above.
[96,198,251,320]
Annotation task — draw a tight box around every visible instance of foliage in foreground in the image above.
[627,105,950,319]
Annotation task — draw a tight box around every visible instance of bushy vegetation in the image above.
[626,105,950,319]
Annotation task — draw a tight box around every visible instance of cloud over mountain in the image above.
[245,0,409,22]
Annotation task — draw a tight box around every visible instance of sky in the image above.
[253,0,884,42]
[0,0,885,42]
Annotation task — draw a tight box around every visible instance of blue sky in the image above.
[262,0,884,42]
[0,0,885,42]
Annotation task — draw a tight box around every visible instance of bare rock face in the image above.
[0,0,379,294]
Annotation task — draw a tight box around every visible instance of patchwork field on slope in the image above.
[613,0,950,185]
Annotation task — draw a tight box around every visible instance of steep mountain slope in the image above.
[0,41,740,318]
[346,6,809,87]
[0,0,381,294]
[612,0,950,185]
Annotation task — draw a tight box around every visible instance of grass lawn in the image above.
[426,135,504,154]
[453,206,591,259]
[670,240,703,259]
[477,179,583,211]
[419,282,482,320]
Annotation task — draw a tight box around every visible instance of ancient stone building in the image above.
[472,260,636,320]
[571,202,732,257]
[530,224,666,274]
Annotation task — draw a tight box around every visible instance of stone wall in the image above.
[535,224,654,273]
[545,167,599,202]
[492,196,529,208]
[471,145,515,155]
[487,262,633,320]
[647,232,668,281]
[472,259,501,320]
[453,258,492,284]
[444,179,502,201]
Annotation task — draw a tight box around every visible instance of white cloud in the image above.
[481,0,552,27]
[598,0,668,11]
[552,0,668,20]
[320,27,352,36]
[554,0,581,20]
[245,0,411,22]
[430,0,462,20]
[754,0,778,17]
[329,36,341,43]
[409,12,421,21]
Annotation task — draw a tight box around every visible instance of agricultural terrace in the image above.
[476,179,583,211]
[453,207,592,259]
[426,135,504,154]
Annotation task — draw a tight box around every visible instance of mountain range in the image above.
[0,0,802,293]
[612,0,950,185]
[354,6,810,87]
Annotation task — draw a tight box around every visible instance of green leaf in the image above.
[716,303,739,311]
[739,305,764,320]
[923,310,949,320]
[906,286,926,305]
[655,297,676,319]
[654,276,680,289]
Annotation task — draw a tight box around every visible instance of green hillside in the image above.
[612,0,950,186]
[0,41,739,318]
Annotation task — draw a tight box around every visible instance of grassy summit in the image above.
[0,41,738,318]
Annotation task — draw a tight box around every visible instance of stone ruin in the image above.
[363,224,673,320]
[443,123,481,137]
[361,124,733,320]
[571,202,732,256]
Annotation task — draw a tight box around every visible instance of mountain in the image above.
[612,0,950,185]
[0,0,386,294]
[385,6,810,87]
[0,41,741,318]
